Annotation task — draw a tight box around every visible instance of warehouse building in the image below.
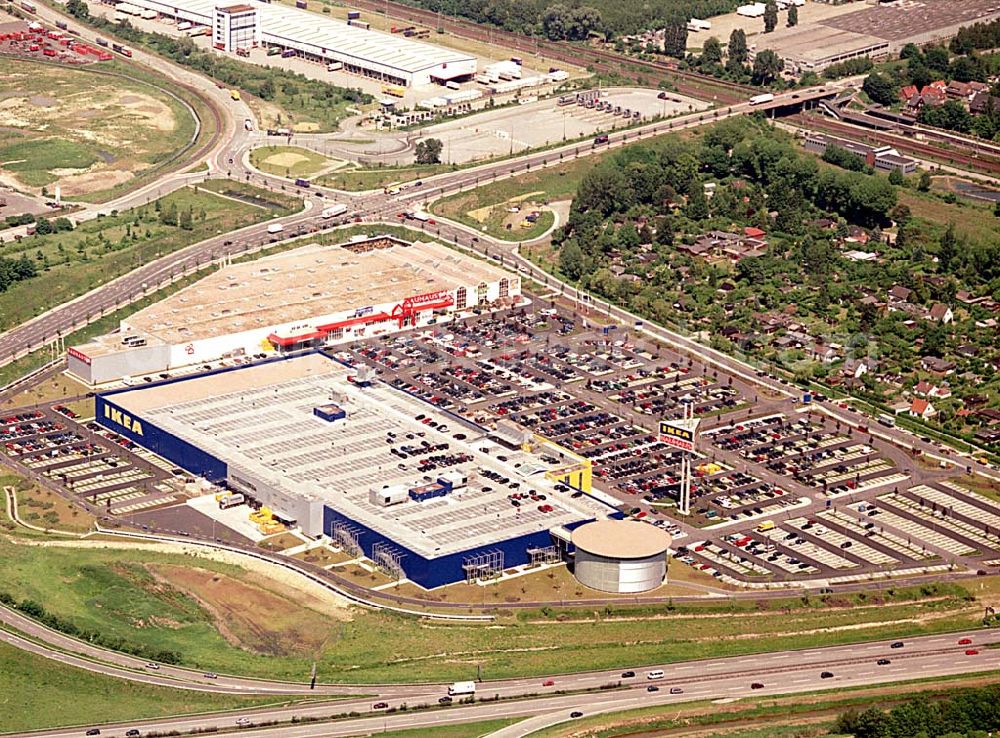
[571,519,671,593]
[68,236,521,385]
[753,0,1000,74]
[112,0,476,86]
[96,353,611,588]
[803,133,916,175]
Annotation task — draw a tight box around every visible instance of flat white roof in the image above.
[572,519,671,559]
[120,237,509,344]
[130,0,475,74]
[108,355,604,557]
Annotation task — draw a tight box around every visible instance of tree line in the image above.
[396,0,738,39]
[0,255,37,294]
[833,685,1000,738]
[0,589,182,664]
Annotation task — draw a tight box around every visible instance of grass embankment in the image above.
[0,183,298,333]
[2,370,94,418]
[0,57,197,199]
[316,164,451,192]
[897,188,1000,254]
[249,146,332,178]
[348,720,520,738]
[0,639,281,734]
[431,153,595,241]
[0,474,95,534]
[0,534,987,684]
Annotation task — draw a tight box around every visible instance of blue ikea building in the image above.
[95,355,606,590]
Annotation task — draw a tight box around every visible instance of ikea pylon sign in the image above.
[658,420,694,452]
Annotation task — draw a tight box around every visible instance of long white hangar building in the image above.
[115,0,476,86]
[67,236,522,385]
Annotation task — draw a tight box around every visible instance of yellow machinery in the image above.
[527,434,593,493]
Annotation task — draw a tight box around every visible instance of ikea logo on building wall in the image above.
[103,405,144,436]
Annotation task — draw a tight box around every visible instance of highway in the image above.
[15,629,1000,738]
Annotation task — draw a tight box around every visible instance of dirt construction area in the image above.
[414,88,710,165]
[0,52,192,197]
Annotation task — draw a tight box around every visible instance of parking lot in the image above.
[3,288,999,590]
[329,299,1000,586]
[414,88,711,164]
[1,405,178,517]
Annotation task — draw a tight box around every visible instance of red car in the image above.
[965,649,979,656]
[543,680,555,686]
[958,638,972,645]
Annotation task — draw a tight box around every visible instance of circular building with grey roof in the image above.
[571,519,672,593]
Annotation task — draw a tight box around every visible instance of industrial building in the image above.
[753,0,1000,74]
[803,133,916,175]
[571,519,671,593]
[96,353,613,588]
[111,0,476,86]
[68,236,521,385]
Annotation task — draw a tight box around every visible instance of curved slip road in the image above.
[13,628,1000,738]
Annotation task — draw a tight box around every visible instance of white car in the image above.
[236,717,252,726]
[145,663,160,670]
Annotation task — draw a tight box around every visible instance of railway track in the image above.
[344,0,751,103]
[795,113,1000,176]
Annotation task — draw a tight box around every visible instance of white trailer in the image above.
[749,93,775,105]
[448,681,476,696]
[267,223,284,234]
[321,204,348,219]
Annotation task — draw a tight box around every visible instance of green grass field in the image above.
[0,183,298,333]
[430,153,597,240]
[348,720,520,738]
[0,537,987,685]
[0,639,279,733]
[0,58,196,198]
[249,146,332,178]
[0,138,99,187]
[315,163,451,191]
[898,188,999,252]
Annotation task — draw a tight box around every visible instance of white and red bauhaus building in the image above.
[68,236,522,385]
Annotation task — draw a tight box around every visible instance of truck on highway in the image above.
[294,178,311,188]
[408,210,429,222]
[448,681,476,696]
[749,93,775,105]
[321,204,348,219]
[267,223,284,235]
